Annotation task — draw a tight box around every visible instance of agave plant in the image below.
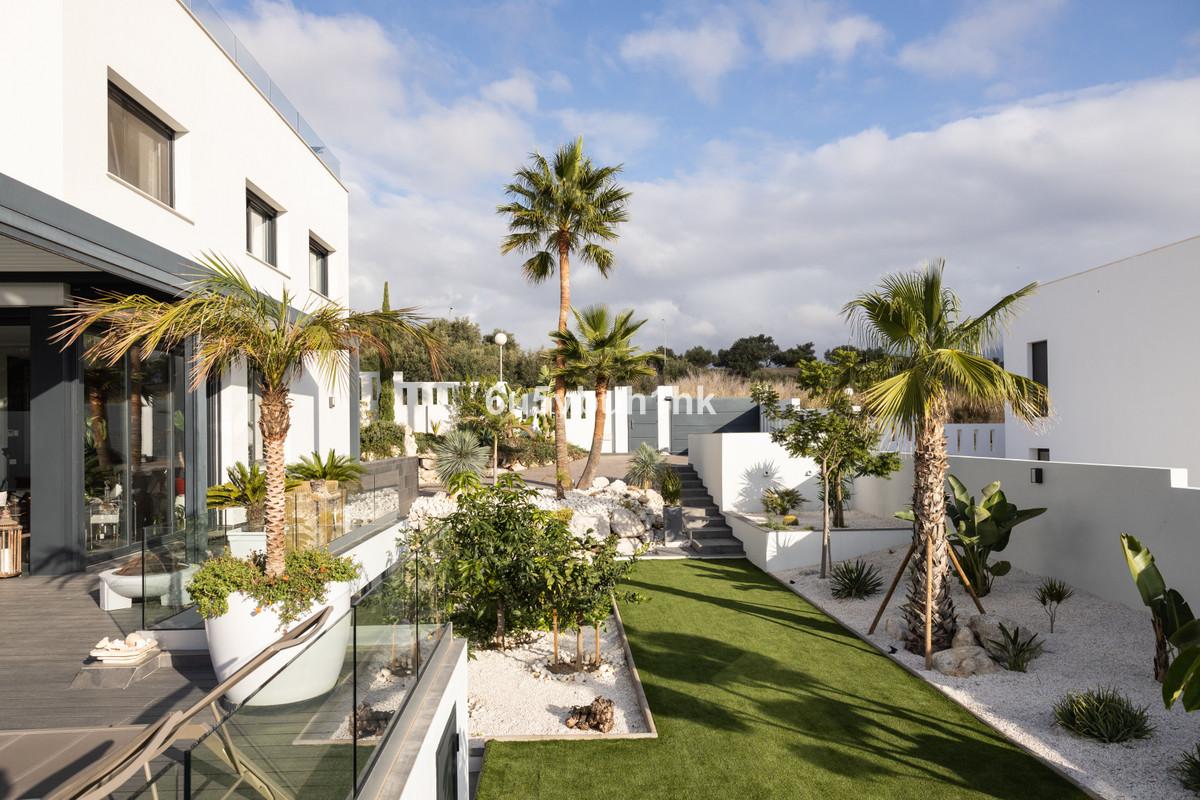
[286,449,365,485]
[624,443,665,489]
[433,428,489,490]
[943,475,1046,596]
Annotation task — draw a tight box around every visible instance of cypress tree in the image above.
[378,282,396,422]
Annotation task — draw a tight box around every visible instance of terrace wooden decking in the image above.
[0,573,214,731]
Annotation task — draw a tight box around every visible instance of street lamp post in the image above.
[494,331,508,383]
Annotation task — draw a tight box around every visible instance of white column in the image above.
[656,386,674,452]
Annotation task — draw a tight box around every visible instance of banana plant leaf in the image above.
[1121,532,1167,607]
[1163,643,1200,711]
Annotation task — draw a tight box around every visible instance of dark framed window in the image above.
[309,238,329,296]
[1030,340,1048,416]
[1035,448,1051,461]
[246,191,278,266]
[107,82,174,205]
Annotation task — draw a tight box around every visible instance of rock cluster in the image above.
[564,696,615,732]
[354,701,394,738]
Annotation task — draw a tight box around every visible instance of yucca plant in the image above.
[1174,744,1200,794]
[1035,577,1075,633]
[287,449,365,486]
[1054,687,1153,743]
[986,622,1045,672]
[624,443,665,489]
[54,254,439,577]
[830,559,883,599]
[433,428,489,490]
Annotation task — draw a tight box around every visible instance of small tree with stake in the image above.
[753,358,898,578]
[552,533,641,670]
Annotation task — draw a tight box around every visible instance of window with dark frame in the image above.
[1030,339,1049,416]
[246,191,278,266]
[107,82,174,206]
[309,238,329,296]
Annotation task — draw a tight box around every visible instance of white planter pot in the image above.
[225,531,267,559]
[98,565,200,611]
[205,580,352,706]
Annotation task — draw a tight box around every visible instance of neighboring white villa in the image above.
[0,0,353,572]
[1003,235,1200,483]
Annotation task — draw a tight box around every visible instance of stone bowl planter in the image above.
[98,564,199,611]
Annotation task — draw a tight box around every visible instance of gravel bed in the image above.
[778,546,1200,800]
[468,615,649,737]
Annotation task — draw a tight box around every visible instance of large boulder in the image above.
[967,614,1026,652]
[571,512,610,540]
[610,506,647,538]
[590,476,610,490]
[931,646,999,678]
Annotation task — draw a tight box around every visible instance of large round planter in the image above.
[98,565,199,610]
[205,580,352,706]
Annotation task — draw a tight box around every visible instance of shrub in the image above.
[361,420,406,460]
[830,559,883,599]
[1035,577,1074,633]
[414,432,442,454]
[986,622,1045,672]
[287,449,365,484]
[762,487,804,517]
[1053,688,1154,743]
[625,443,665,489]
[660,469,682,506]
[1174,744,1200,794]
[188,549,359,626]
[433,429,489,486]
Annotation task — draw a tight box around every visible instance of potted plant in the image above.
[54,254,440,705]
[660,468,684,543]
[207,462,299,558]
[286,448,366,494]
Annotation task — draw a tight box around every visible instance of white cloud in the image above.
[750,0,886,63]
[898,0,1066,79]
[555,110,661,162]
[619,14,745,103]
[481,73,538,113]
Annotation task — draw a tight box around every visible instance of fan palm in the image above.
[844,259,1047,668]
[53,253,440,577]
[287,449,366,485]
[498,137,631,497]
[550,305,658,488]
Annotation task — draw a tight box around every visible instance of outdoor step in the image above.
[687,514,729,527]
[681,488,711,498]
[680,479,704,489]
[684,503,720,515]
[688,537,745,556]
[687,526,734,540]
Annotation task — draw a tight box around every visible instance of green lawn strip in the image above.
[477,558,1087,800]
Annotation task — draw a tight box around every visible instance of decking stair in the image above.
[668,464,744,557]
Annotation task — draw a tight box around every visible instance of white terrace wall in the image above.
[881,423,1006,457]
[854,454,1200,611]
[689,432,821,513]
[359,375,631,454]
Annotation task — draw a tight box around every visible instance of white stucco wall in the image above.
[1004,235,1200,483]
[0,0,353,468]
[688,432,820,513]
[729,513,910,574]
[854,454,1200,612]
[398,642,470,800]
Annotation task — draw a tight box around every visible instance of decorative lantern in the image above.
[0,504,22,578]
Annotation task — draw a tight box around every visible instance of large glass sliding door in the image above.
[0,326,30,572]
[83,333,129,560]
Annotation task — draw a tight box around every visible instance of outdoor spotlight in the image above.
[1030,467,1044,484]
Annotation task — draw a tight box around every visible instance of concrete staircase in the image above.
[669,464,744,557]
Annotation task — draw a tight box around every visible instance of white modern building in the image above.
[0,0,355,573]
[1004,234,1200,483]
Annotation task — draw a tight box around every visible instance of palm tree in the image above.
[844,260,1047,668]
[550,306,659,489]
[53,254,440,578]
[498,137,631,497]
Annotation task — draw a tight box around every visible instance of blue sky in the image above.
[221,0,1200,353]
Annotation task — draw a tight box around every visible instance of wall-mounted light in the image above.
[329,396,336,408]
[1030,467,1044,484]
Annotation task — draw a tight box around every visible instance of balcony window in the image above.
[246,191,277,266]
[309,239,329,296]
[107,83,174,205]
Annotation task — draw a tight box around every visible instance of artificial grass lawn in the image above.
[477,559,1086,800]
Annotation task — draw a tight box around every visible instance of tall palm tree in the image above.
[844,260,1047,668]
[53,254,440,578]
[550,306,659,489]
[498,137,631,497]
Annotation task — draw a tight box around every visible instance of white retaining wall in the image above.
[854,454,1200,612]
[881,423,1006,457]
[728,513,911,574]
[688,432,820,513]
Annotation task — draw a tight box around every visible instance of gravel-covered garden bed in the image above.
[779,546,1200,800]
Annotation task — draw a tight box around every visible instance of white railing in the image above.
[879,423,1006,457]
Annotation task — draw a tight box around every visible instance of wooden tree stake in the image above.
[945,545,986,615]
[868,541,915,634]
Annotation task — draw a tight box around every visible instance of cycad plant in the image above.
[287,449,365,486]
[433,428,490,490]
[54,254,439,577]
[845,260,1047,667]
[625,443,665,489]
[550,305,659,488]
[498,138,631,497]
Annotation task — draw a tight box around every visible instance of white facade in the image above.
[0,0,353,471]
[1004,235,1200,484]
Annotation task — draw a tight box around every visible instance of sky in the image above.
[217,0,1200,355]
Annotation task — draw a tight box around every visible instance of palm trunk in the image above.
[552,237,573,498]
[258,385,291,578]
[577,378,608,489]
[903,403,957,667]
[820,467,831,578]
